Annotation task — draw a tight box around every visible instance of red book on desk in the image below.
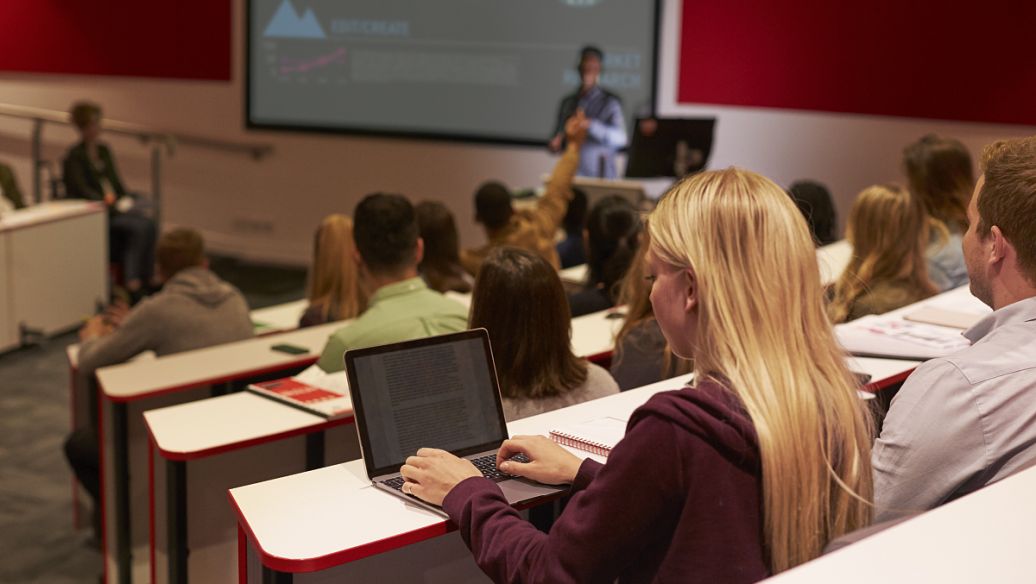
[247,377,352,420]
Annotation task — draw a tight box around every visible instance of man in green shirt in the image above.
[316,193,469,372]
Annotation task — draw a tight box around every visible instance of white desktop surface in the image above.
[816,239,852,286]
[765,463,1036,583]
[835,285,990,360]
[97,320,344,400]
[144,392,341,459]
[251,299,308,334]
[571,308,624,359]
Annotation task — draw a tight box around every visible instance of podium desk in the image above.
[0,200,107,353]
[230,355,912,583]
[144,393,358,584]
[764,463,1036,583]
[96,320,345,583]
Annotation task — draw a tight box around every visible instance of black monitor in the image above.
[624,117,716,179]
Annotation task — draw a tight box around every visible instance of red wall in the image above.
[0,1,231,80]
[678,0,1036,126]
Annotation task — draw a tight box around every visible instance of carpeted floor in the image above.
[0,256,306,583]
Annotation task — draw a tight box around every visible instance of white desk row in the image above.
[94,320,348,584]
[765,462,1036,583]
[227,356,917,583]
[835,285,990,360]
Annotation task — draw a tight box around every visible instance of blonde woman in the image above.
[299,214,366,327]
[829,185,938,323]
[400,168,874,581]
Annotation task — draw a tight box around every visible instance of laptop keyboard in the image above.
[381,453,531,492]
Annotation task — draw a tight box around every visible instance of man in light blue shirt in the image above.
[316,193,468,372]
[873,136,1036,520]
[549,46,627,179]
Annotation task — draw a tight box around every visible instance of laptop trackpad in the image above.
[499,479,563,505]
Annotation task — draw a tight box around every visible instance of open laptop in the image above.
[344,329,565,517]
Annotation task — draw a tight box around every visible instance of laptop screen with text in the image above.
[347,331,507,476]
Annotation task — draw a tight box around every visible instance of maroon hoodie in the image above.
[442,380,768,583]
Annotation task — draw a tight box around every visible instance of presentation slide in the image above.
[248,0,658,144]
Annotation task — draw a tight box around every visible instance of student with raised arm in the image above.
[461,113,586,275]
[873,136,1036,520]
[400,168,874,582]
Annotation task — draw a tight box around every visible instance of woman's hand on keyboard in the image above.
[497,435,582,485]
[400,448,481,506]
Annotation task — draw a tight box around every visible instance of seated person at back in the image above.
[64,100,157,298]
[316,193,468,373]
[610,240,692,391]
[873,136,1036,521]
[903,134,973,291]
[300,214,366,327]
[77,228,254,376]
[568,195,641,317]
[787,179,838,246]
[555,187,589,268]
[827,184,937,323]
[400,167,874,582]
[470,247,618,421]
[416,200,473,294]
[461,113,586,275]
[0,161,27,212]
[66,228,253,532]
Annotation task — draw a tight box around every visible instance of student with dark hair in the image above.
[787,180,838,246]
[568,195,641,317]
[549,45,627,178]
[903,134,974,290]
[461,114,586,275]
[555,187,588,268]
[65,228,253,537]
[416,201,473,294]
[316,193,468,372]
[469,247,618,421]
[63,100,157,297]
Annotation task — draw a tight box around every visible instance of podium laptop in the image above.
[344,329,564,516]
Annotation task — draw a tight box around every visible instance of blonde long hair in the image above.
[649,168,873,573]
[307,214,366,322]
[828,185,937,323]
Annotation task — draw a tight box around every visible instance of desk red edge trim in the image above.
[227,491,453,574]
[100,356,318,403]
[144,414,355,461]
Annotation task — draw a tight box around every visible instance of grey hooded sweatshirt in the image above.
[78,266,254,376]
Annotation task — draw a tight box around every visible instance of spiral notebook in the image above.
[549,416,629,457]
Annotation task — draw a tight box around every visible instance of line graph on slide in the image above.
[278,47,347,75]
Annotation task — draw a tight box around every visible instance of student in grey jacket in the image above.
[66,228,253,539]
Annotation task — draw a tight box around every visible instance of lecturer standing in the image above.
[549,46,627,179]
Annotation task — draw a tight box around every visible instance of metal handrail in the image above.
[0,102,274,225]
